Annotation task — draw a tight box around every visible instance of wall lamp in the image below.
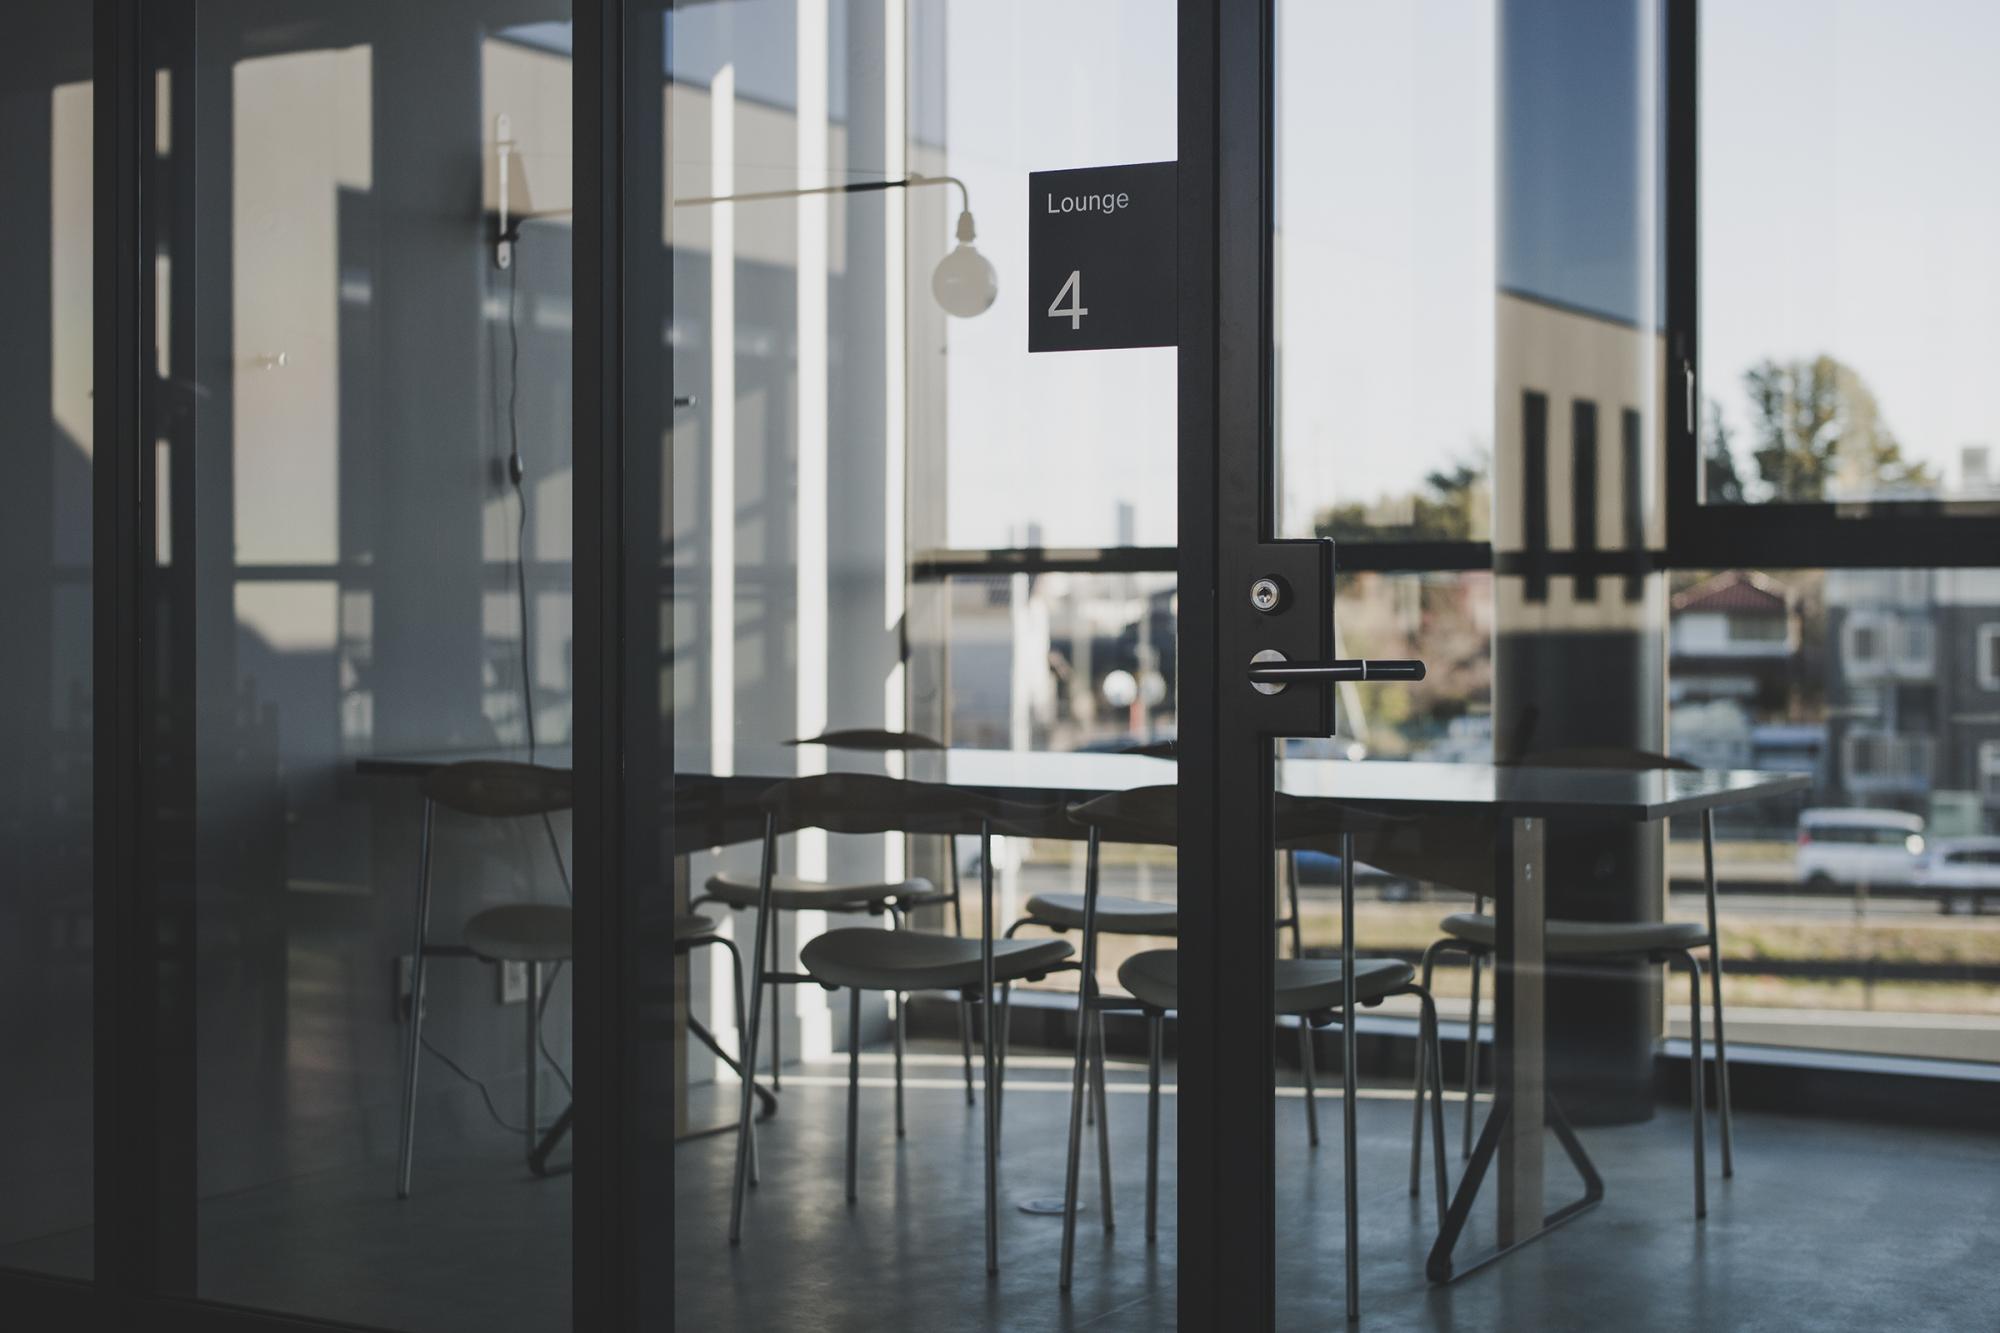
[494,118,995,319]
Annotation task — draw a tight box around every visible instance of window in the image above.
[1983,741,2000,803]
[1979,625,2000,691]
[1699,3,2000,510]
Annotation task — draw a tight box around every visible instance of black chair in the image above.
[1408,747,1735,1219]
[397,761,573,1199]
[728,773,1075,1275]
[1054,788,1449,1322]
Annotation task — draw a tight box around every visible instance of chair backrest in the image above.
[784,727,945,753]
[1066,785,1178,846]
[755,772,1062,839]
[1516,746,1697,773]
[422,760,572,817]
[1274,792,1407,851]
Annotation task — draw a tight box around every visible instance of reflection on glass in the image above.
[0,6,93,1279]
[660,0,1178,1326]
[149,8,573,1328]
[1669,568,2000,1063]
[1275,0,1496,541]
[1701,2,2000,505]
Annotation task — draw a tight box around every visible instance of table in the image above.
[359,748,1807,1280]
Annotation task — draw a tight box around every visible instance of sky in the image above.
[939,0,2000,546]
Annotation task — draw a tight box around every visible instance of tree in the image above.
[1703,399,1745,504]
[1741,355,1933,501]
[1315,449,1488,543]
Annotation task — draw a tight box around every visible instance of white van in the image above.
[1795,808,1925,888]
[1913,836,2000,914]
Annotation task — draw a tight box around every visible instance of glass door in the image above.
[635,1,1184,1328]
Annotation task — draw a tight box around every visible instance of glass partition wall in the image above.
[12,1,2000,1330]
[649,2,1183,1326]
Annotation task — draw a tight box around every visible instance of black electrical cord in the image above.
[423,250,572,1140]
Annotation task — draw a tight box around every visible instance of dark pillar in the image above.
[1495,0,1667,1125]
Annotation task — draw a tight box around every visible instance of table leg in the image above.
[1427,815,1605,1283]
[1496,816,1544,1245]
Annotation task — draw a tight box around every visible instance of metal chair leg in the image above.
[1463,950,1483,1160]
[1301,1018,1320,1148]
[1711,949,1734,1178]
[952,839,975,1105]
[846,986,863,1203]
[1684,951,1707,1221]
[1409,939,1444,1192]
[1145,1013,1162,1243]
[1092,1008,1115,1232]
[523,962,542,1157]
[980,821,1001,1276]
[894,991,907,1138]
[721,934,760,1185]
[1702,808,1735,1179]
[396,800,436,1201]
[767,918,784,1091]
[729,814,778,1245]
[996,982,1013,1155]
[1418,988,1449,1221]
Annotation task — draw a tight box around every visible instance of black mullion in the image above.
[94,0,153,1310]
[1179,0,1280,1326]
[572,0,627,1327]
[1573,399,1599,601]
[1664,0,1698,558]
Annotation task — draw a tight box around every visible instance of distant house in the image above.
[1669,571,1796,713]
[1822,570,2000,827]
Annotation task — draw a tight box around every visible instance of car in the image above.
[1795,808,1926,890]
[1913,837,2000,914]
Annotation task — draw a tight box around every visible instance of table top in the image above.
[358,746,1807,822]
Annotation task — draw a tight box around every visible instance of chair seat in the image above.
[800,930,1074,992]
[1439,912,1709,957]
[675,912,719,940]
[1117,949,1415,1015]
[703,872,934,912]
[463,903,573,964]
[1023,892,1179,935]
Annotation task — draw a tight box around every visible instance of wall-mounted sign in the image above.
[1028,161,1176,353]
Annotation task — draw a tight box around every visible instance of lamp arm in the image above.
[672,173,972,217]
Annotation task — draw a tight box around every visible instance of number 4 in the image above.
[1047,269,1088,330]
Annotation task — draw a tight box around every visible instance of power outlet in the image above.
[393,954,425,1023]
[498,959,529,1005]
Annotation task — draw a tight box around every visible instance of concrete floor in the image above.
[683,1045,2000,1333]
[6,1040,1993,1331]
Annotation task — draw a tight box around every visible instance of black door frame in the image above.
[0,1,629,1329]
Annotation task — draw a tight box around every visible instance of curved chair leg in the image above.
[1092,1009,1116,1232]
[1339,834,1360,1324]
[767,920,784,1092]
[1416,988,1449,1220]
[997,981,1011,1145]
[894,991,908,1139]
[1710,947,1734,1178]
[1058,1001,1094,1291]
[995,982,1013,1155]
[950,836,975,1105]
[1463,950,1484,1160]
[1301,1019,1321,1148]
[714,934,761,1185]
[846,987,864,1203]
[1409,940,1445,1192]
[1145,1013,1162,1243]
[1684,951,1707,1221]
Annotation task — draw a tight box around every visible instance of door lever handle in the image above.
[1247,653,1425,693]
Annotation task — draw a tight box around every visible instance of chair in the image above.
[675,912,774,1172]
[1408,747,1734,1219]
[697,728,968,1122]
[397,761,573,1199]
[728,773,1076,1275]
[1055,788,1450,1322]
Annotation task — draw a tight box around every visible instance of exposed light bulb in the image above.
[931,208,997,317]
